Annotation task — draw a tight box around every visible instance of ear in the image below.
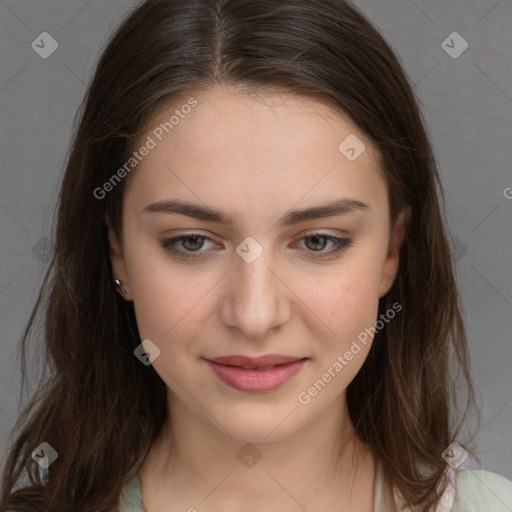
[378,207,409,298]
[106,217,132,301]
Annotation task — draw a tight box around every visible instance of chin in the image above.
[207,402,301,444]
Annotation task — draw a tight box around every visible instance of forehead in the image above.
[123,84,388,224]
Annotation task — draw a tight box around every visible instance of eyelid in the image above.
[161,230,220,246]
[160,230,352,260]
[293,227,352,239]
[162,228,350,241]
[292,232,352,259]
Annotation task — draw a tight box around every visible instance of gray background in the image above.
[0,0,511,481]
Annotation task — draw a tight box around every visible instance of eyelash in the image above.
[160,231,352,261]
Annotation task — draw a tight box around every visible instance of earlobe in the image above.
[378,207,410,298]
[105,217,132,300]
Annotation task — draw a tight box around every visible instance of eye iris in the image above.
[305,235,327,251]
[182,236,204,251]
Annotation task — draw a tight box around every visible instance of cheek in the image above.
[328,277,379,340]
[300,275,380,403]
[124,242,210,347]
[309,260,383,357]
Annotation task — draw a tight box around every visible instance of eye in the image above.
[160,232,352,261]
[294,233,352,259]
[160,233,217,260]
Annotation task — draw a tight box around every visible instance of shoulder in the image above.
[451,469,512,511]
[119,473,144,512]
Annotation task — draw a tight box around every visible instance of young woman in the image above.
[1,1,511,511]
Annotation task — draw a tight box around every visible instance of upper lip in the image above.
[206,355,305,367]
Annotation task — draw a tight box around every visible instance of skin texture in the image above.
[108,83,406,511]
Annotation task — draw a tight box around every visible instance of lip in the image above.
[208,354,303,367]
[205,355,308,392]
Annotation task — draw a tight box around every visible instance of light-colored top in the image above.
[119,462,512,511]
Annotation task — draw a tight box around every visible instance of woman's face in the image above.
[109,84,405,443]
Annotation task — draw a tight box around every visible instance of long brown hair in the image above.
[0,1,480,510]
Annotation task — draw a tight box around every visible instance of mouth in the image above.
[204,355,308,392]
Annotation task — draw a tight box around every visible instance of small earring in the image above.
[114,279,127,295]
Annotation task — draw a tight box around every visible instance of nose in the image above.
[218,245,292,341]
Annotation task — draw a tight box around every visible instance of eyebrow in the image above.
[141,197,369,227]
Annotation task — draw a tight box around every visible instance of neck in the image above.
[138,392,376,510]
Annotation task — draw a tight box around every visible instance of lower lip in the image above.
[205,359,307,392]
